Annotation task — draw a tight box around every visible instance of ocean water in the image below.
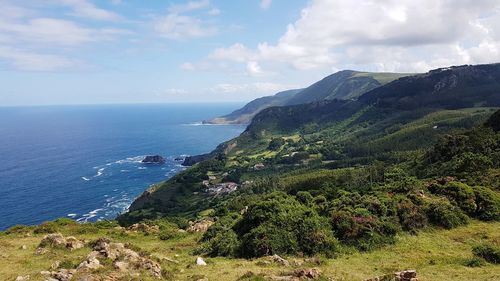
[0,104,245,230]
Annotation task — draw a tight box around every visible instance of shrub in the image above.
[429,182,477,214]
[472,244,500,264]
[232,192,338,257]
[397,200,428,232]
[53,218,77,226]
[158,228,180,240]
[296,191,314,205]
[268,138,285,151]
[5,224,32,235]
[240,223,298,257]
[426,201,469,229]
[34,222,58,234]
[463,257,486,267]
[204,228,240,257]
[473,186,500,221]
[330,210,398,251]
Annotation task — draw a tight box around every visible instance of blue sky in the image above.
[1,0,500,106]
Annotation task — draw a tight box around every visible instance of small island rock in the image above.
[141,155,166,164]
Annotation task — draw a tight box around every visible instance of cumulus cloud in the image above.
[209,0,500,72]
[0,0,129,71]
[155,0,218,39]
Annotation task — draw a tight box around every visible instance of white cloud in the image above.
[209,43,255,62]
[159,88,188,95]
[155,14,216,39]
[0,46,79,71]
[56,0,122,21]
[246,61,263,75]
[0,1,130,72]
[211,82,295,94]
[155,0,218,40]
[208,0,500,72]
[0,18,95,46]
[168,0,211,14]
[260,0,272,10]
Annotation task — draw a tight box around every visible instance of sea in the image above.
[0,103,245,230]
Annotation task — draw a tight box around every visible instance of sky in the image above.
[1,0,500,106]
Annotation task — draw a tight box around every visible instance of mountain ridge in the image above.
[204,70,412,125]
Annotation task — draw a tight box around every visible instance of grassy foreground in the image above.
[1,220,498,281]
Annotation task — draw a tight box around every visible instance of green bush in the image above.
[473,186,500,221]
[5,224,32,235]
[34,221,58,234]
[330,210,398,251]
[268,138,285,151]
[158,228,180,240]
[472,244,500,264]
[426,201,469,229]
[204,228,240,257]
[397,200,428,232]
[53,218,77,226]
[429,182,477,214]
[463,257,486,267]
[226,192,339,257]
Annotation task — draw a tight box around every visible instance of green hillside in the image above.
[205,70,411,125]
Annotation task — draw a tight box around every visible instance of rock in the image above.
[270,254,290,266]
[141,155,166,164]
[113,261,129,272]
[51,269,76,281]
[187,220,214,233]
[366,270,418,281]
[20,245,27,250]
[293,268,322,279]
[50,261,60,270]
[66,236,84,250]
[35,247,48,255]
[77,256,102,271]
[15,275,29,281]
[40,271,51,276]
[39,233,66,248]
[127,223,160,234]
[86,238,161,279]
[196,257,207,266]
[395,270,418,281]
[38,233,84,251]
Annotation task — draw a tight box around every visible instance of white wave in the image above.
[81,177,91,181]
[114,155,146,164]
[93,168,105,177]
[138,167,147,170]
[67,213,77,218]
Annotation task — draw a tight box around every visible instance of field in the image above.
[1,220,498,281]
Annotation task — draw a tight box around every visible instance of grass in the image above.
[1,221,498,280]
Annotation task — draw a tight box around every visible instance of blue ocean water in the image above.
[0,104,245,230]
